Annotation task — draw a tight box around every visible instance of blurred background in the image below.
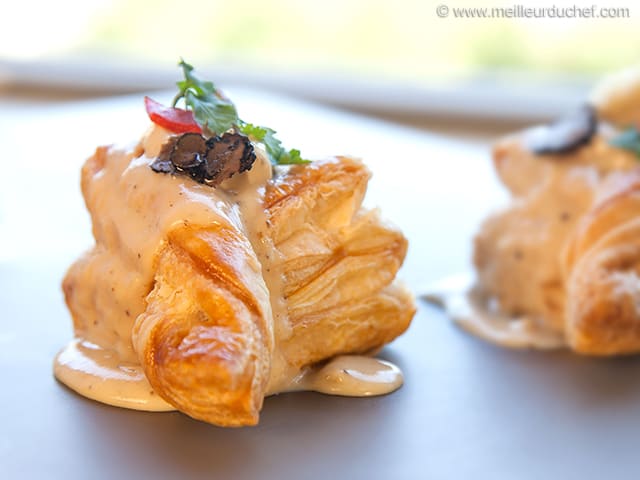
[1,0,637,134]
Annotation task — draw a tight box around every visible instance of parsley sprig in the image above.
[238,123,304,165]
[172,60,308,165]
[610,126,640,158]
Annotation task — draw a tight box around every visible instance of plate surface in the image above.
[2,90,639,480]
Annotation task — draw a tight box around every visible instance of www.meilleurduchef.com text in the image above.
[435,4,631,19]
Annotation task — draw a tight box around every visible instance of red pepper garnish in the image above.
[144,96,202,134]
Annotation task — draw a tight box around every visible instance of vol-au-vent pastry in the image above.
[55,61,415,427]
[426,67,640,355]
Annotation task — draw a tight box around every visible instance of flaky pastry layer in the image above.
[63,136,414,426]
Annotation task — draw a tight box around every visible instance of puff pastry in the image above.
[563,171,640,354]
[58,125,415,426]
[473,70,640,355]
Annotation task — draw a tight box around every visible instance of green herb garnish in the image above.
[610,126,640,158]
[172,59,308,165]
[237,123,304,165]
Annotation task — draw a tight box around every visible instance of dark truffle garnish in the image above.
[150,136,178,174]
[204,133,256,185]
[150,158,175,174]
[526,104,597,155]
[171,133,208,170]
[150,131,256,187]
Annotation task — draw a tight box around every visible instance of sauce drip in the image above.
[421,273,566,349]
[56,343,402,410]
[54,340,173,411]
[289,355,403,397]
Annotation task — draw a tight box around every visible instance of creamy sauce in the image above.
[54,339,173,410]
[58,125,270,365]
[55,124,401,412]
[56,124,275,409]
[286,355,403,397]
[223,165,295,394]
[56,341,402,408]
[421,273,566,349]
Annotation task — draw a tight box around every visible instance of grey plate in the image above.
[1,90,638,480]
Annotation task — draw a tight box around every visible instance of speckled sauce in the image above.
[54,339,173,410]
[421,273,566,349]
[55,124,275,410]
[55,340,403,408]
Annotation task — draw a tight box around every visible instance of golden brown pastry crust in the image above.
[133,224,273,426]
[265,158,414,368]
[475,122,640,355]
[564,173,640,355]
[63,139,415,426]
[590,66,640,126]
[563,171,640,271]
[474,135,619,332]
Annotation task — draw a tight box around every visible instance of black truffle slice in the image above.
[203,133,256,186]
[150,136,178,174]
[150,132,257,187]
[170,133,208,170]
[526,105,597,155]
